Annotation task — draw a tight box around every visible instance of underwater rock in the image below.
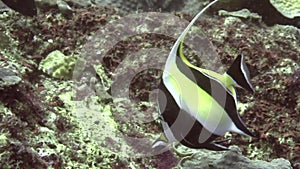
[179,146,292,169]
[0,30,13,50]
[68,0,92,7]
[0,1,5,8]
[0,67,21,89]
[218,9,262,21]
[57,0,73,15]
[36,0,73,15]
[186,0,299,27]
[38,50,77,79]
[269,0,300,19]
[92,0,184,12]
[55,0,298,26]
[297,95,300,113]
[35,0,57,9]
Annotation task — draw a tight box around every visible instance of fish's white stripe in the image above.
[163,64,239,136]
[240,54,253,90]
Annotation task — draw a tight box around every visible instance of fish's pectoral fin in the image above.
[226,54,254,93]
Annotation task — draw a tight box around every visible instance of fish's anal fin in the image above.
[230,122,255,138]
[203,143,229,151]
[226,54,254,93]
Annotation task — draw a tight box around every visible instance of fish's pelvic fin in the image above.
[152,133,169,149]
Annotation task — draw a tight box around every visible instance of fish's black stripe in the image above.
[224,90,254,137]
[158,79,223,149]
[227,55,254,92]
[176,45,212,95]
[175,47,253,136]
[158,79,180,126]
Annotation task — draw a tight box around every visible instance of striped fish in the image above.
[1,0,37,16]
[153,0,254,151]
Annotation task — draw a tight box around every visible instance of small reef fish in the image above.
[153,0,255,151]
[1,0,37,16]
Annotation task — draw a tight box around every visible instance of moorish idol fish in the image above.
[1,0,37,16]
[153,0,255,151]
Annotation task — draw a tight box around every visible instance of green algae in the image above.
[270,0,300,19]
[38,50,77,80]
[37,79,121,168]
[271,58,299,75]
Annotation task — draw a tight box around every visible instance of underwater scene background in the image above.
[0,0,299,168]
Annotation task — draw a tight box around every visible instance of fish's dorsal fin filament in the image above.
[178,41,194,68]
[226,54,255,92]
[164,0,219,73]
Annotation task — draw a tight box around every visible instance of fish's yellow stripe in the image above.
[178,41,237,97]
[163,61,233,135]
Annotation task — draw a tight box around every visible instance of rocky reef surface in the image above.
[0,0,299,168]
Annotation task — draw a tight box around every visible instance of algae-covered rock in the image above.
[179,146,292,169]
[57,0,73,15]
[35,0,73,15]
[0,31,13,50]
[270,0,300,19]
[296,95,300,112]
[69,0,93,7]
[35,0,57,11]
[0,67,21,89]
[218,9,262,20]
[39,50,77,79]
[92,0,184,12]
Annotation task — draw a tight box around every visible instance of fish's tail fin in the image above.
[226,54,254,92]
